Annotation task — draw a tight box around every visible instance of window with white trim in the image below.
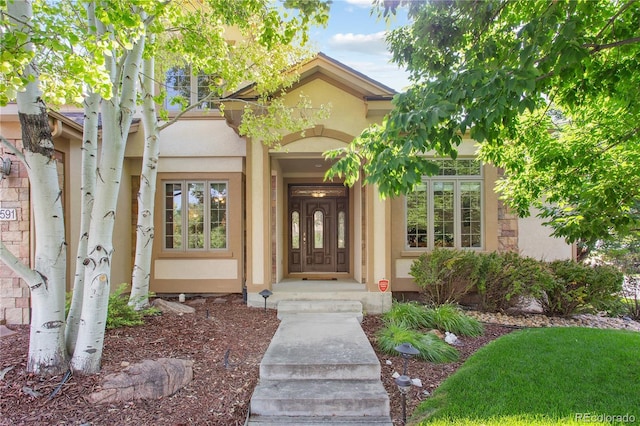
[165,66,219,110]
[164,181,228,251]
[406,159,483,249]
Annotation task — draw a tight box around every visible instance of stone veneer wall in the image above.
[495,168,519,253]
[0,141,31,325]
[497,199,519,253]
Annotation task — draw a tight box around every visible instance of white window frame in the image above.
[163,180,228,252]
[405,159,484,250]
[164,66,217,111]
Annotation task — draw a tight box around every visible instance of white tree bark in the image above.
[129,52,159,310]
[5,0,69,375]
[70,26,146,374]
[65,91,100,354]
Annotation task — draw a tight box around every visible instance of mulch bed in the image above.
[0,295,513,425]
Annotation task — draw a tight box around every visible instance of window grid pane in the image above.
[460,182,482,248]
[197,73,218,109]
[407,184,428,247]
[165,67,190,111]
[165,183,182,249]
[187,183,205,249]
[209,183,227,249]
[433,182,455,247]
[435,159,481,176]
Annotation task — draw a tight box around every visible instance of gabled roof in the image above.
[227,52,397,101]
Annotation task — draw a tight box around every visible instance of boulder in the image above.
[151,298,196,314]
[88,358,194,404]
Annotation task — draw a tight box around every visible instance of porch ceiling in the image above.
[277,157,337,174]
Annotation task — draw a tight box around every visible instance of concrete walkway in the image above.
[246,301,392,425]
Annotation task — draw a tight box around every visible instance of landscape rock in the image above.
[152,298,196,314]
[467,311,640,332]
[88,358,194,404]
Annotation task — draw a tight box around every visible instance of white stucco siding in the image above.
[518,211,573,261]
[154,259,238,280]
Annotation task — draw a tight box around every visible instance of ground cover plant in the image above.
[422,304,484,337]
[412,327,640,425]
[377,302,484,363]
[377,322,460,363]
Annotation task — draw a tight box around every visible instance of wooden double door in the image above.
[288,185,348,274]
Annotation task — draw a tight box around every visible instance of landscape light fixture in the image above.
[395,375,412,425]
[394,342,420,375]
[0,157,11,180]
[259,289,272,312]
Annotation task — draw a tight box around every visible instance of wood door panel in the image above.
[288,186,348,274]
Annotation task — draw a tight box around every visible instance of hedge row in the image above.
[409,248,623,317]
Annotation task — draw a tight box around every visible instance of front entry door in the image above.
[288,185,348,274]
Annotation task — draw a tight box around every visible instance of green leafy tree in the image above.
[326,0,640,245]
[1,0,330,375]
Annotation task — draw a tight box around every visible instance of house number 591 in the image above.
[0,208,17,221]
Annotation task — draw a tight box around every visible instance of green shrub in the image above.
[422,304,484,337]
[376,322,459,363]
[539,261,624,316]
[67,283,158,329]
[410,248,479,305]
[106,283,159,328]
[475,252,554,312]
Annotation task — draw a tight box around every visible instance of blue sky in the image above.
[306,0,411,92]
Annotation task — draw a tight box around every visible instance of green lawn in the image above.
[413,327,640,425]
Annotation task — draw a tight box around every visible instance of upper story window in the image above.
[165,66,218,111]
[164,180,228,251]
[406,159,483,250]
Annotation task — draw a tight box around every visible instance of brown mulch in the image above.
[0,295,514,425]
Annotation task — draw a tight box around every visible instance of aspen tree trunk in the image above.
[129,52,159,310]
[65,92,100,354]
[65,2,101,354]
[69,22,146,374]
[4,0,68,375]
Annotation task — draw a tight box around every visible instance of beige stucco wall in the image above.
[141,117,247,294]
[518,209,573,261]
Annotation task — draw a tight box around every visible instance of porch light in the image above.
[395,375,412,425]
[0,157,11,180]
[259,289,272,312]
[394,342,420,375]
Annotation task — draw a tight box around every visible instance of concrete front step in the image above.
[260,314,380,380]
[246,415,393,425]
[249,379,390,417]
[247,304,392,425]
[277,300,363,322]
